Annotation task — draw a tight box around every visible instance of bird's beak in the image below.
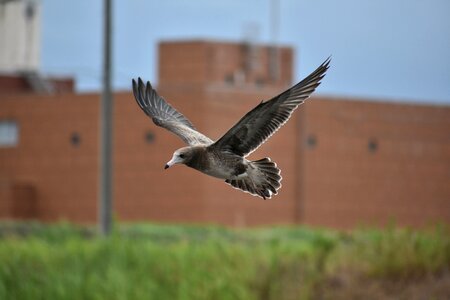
[164,156,180,170]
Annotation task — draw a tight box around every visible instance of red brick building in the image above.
[0,40,449,228]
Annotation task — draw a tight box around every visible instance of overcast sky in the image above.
[41,0,450,104]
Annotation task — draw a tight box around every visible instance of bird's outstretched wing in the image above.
[210,57,330,157]
[132,78,213,146]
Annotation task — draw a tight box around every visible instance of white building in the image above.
[0,0,41,72]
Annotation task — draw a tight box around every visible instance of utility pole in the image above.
[99,0,113,236]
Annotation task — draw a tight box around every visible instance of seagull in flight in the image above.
[132,57,330,199]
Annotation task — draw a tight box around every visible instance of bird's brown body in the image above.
[183,146,246,180]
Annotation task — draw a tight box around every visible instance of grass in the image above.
[0,222,449,300]
[326,226,450,278]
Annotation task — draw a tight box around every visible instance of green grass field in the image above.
[0,222,449,300]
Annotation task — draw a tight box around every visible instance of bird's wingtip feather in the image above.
[323,56,332,68]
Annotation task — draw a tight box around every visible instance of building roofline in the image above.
[158,38,293,49]
[312,93,450,108]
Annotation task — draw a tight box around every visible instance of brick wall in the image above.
[0,74,74,95]
[1,89,449,227]
[200,86,301,226]
[301,97,450,228]
[114,86,209,223]
[159,40,293,88]
[0,40,449,228]
[0,93,99,222]
[0,181,37,219]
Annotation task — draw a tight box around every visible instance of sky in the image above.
[41,0,450,104]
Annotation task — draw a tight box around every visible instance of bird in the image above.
[132,57,330,200]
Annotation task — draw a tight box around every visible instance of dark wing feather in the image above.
[132,78,213,146]
[210,57,330,156]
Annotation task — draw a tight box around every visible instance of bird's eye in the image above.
[179,154,185,159]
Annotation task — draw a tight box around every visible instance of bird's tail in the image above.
[225,158,282,200]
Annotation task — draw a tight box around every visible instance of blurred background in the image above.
[0,0,449,299]
[1,0,449,227]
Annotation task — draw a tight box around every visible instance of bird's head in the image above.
[164,147,194,169]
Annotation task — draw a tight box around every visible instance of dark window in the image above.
[368,138,378,153]
[305,134,317,149]
[255,78,265,87]
[224,74,234,85]
[70,132,81,147]
[25,2,36,20]
[145,131,155,144]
